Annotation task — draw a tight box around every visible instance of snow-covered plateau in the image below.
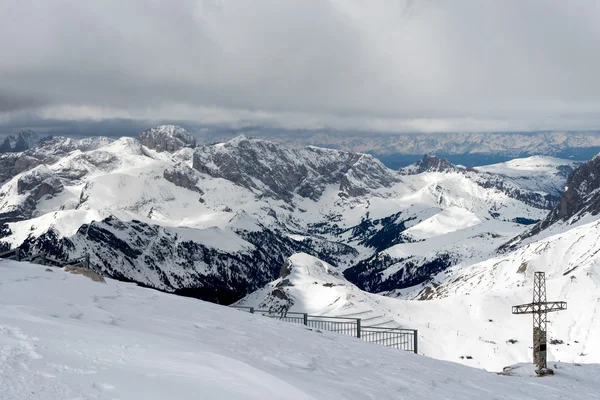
[1,259,599,400]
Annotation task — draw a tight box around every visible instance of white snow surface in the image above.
[475,155,579,194]
[240,247,600,372]
[2,259,600,400]
[475,156,577,175]
[402,206,482,239]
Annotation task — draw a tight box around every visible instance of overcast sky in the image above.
[2,0,600,135]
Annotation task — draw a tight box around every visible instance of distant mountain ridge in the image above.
[0,129,51,153]
[195,130,600,158]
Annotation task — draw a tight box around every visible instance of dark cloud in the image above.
[1,0,600,132]
[0,92,45,113]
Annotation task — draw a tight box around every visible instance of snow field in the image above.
[1,260,600,400]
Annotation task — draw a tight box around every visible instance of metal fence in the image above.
[0,247,92,270]
[361,326,417,352]
[233,306,417,354]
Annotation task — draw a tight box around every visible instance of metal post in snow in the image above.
[85,253,90,269]
[356,318,361,338]
[413,330,418,354]
[303,313,308,325]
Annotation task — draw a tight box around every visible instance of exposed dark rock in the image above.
[0,223,11,239]
[0,129,48,153]
[138,125,196,153]
[16,166,63,200]
[344,252,454,292]
[279,259,293,279]
[0,166,64,223]
[348,212,416,252]
[163,164,203,193]
[500,154,600,252]
[271,288,290,301]
[0,137,12,152]
[409,154,461,174]
[14,215,357,305]
[193,136,400,202]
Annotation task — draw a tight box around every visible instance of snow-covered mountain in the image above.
[0,129,50,153]
[500,154,600,252]
[4,259,600,399]
[237,154,600,370]
[4,125,600,374]
[0,127,576,303]
[193,136,400,201]
[237,253,402,327]
[342,155,578,293]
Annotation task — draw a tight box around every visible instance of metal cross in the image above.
[512,271,566,373]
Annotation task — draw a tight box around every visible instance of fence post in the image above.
[413,330,418,354]
[356,318,361,338]
[250,307,255,314]
[85,253,90,269]
[15,248,19,261]
[40,253,46,266]
[303,313,308,325]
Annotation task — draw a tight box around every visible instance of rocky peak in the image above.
[411,154,460,174]
[556,155,600,220]
[192,136,400,202]
[399,155,462,175]
[500,154,600,251]
[137,125,196,153]
[163,163,204,194]
[0,129,49,153]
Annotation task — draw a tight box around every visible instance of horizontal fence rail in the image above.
[232,306,417,354]
[361,326,417,353]
[0,247,93,270]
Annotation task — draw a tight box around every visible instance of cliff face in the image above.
[193,136,400,202]
[138,125,196,153]
[500,154,600,252]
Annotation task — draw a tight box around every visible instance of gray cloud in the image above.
[1,0,600,133]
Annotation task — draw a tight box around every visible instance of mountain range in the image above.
[0,125,580,304]
[3,125,600,371]
[237,136,600,370]
[196,130,600,159]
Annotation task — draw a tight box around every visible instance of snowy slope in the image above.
[391,216,600,370]
[240,251,600,372]
[237,253,405,329]
[339,154,577,293]
[2,259,600,400]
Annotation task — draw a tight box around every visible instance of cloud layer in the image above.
[2,0,600,133]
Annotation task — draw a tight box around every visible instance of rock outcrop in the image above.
[138,125,196,153]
